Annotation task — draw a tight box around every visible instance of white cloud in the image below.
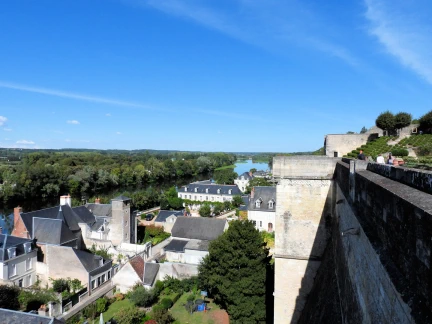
[0,116,7,126]
[116,131,122,135]
[67,120,80,125]
[106,113,111,117]
[3,128,12,131]
[364,0,432,85]
[16,140,35,145]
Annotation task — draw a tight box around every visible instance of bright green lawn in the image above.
[170,293,222,324]
[102,298,133,321]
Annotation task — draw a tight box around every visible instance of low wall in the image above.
[324,133,378,157]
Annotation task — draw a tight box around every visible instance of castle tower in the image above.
[110,195,132,246]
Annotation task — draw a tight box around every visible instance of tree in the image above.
[394,112,412,130]
[152,308,174,324]
[199,204,211,217]
[129,286,156,307]
[96,297,108,313]
[231,195,244,208]
[360,126,367,134]
[346,131,355,134]
[245,178,272,194]
[223,200,231,211]
[420,110,432,130]
[0,285,20,310]
[198,220,270,323]
[213,169,238,185]
[375,111,395,133]
[250,168,257,173]
[114,306,145,324]
[213,204,223,216]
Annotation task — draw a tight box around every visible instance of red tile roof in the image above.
[129,255,144,281]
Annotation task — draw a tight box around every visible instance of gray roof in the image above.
[184,239,210,251]
[72,205,96,224]
[112,195,131,201]
[85,203,112,217]
[0,308,64,324]
[33,218,77,245]
[155,210,183,223]
[248,186,276,212]
[90,218,105,231]
[0,234,34,262]
[237,172,253,180]
[164,239,189,252]
[21,204,82,235]
[171,217,226,241]
[179,183,241,196]
[72,249,107,273]
[143,262,160,286]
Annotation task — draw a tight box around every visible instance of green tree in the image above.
[245,178,272,194]
[199,204,211,217]
[420,110,432,130]
[152,308,175,324]
[213,204,223,216]
[394,112,412,130]
[250,168,257,173]
[114,306,145,324]
[198,220,270,323]
[375,111,395,133]
[360,126,367,134]
[129,286,156,307]
[231,195,244,208]
[96,297,108,313]
[213,169,238,185]
[0,285,20,310]
[223,200,231,211]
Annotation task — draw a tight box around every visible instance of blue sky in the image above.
[0,0,432,152]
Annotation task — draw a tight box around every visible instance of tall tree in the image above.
[213,169,238,185]
[394,112,412,130]
[420,110,432,130]
[0,285,20,310]
[198,220,270,323]
[375,111,395,133]
[245,178,272,194]
[360,126,367,134]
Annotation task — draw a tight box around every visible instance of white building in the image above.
[177,180,242,204]
[0,234,37,287]
[248,186,276,232]
[234,172,253,193]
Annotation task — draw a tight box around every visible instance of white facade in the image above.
[0,250,37,287]
[178,191,235,203]
[234,176,251,192]
[248,210,275,232]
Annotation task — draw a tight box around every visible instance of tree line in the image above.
[0,150,236,207]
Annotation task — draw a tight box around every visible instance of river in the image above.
[234,159,271,175]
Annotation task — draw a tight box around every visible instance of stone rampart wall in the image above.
[324,133,378,157]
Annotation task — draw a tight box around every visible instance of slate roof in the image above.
[155,210,183,223]
[72,249,106,273]
[72,205,96,224]
[90,218,105,231]
[21,204,81,235]
[237,172,253,180]
[85,203,112,217]
[179,183,241,196]
[0,234,34,262]
[33,218,77,245]
[112,195,131,201]
[143,262,160,286]
[171,217,226,241]
[248,186,276,212]
[130,255,144,280]
[184,239,210,251]
[164,239,189,252]
[0,308,65,324]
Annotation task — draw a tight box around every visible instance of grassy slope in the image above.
[102,298,133,321]
[171,293,223,324]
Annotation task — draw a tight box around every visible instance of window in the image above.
[217,189,221,194]
[179,194,182,198]
[125,220,128,226]
[91,280,96,289]
[189,195,191,199]
[260,221,262,227]
[211,197,214,201]
[255,200,261,208]
[11,264,17,277]
[252,220,256,226]
[268,201,274,209]
[101,274,106,284]
[228,189,232,194]
[97,277,101,287]
[185,187,188,192]
[206,196,208,201]
[206,188,209,193]
[107,271,111,280]
[268,223,273,232]
[194,188,198,192]
[200,196,202,201]
[7,247,16,259]
[26,258,32,270]
[18,279,23,287]
[24,242,32,254]
[194,196,197,200]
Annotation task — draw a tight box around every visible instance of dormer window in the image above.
[255,199,262,208]
[185,187,188,192]
[7,247,17,259]
[24,242,32,254]
[217,189,221,194]
[194,188,198,193]
[228,189,232,195]
[268,200,274,209]
[206,188,209,193]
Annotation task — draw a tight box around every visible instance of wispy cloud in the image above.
[364,0,432,85]
[137,0,360,66]
[3,128,12,132]
[0,116,7,126]
[116,131,122,135]
[16,140,35,145]
[67,120,80,125]
[106,113,111,117]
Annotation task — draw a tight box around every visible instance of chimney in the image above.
[14,206,22,228]
[60,194,72,206]
[251,187,255,199]
[95,198,101,204]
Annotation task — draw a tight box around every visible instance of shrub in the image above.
[152,308,174,324]
[0,285,20,310]
[154,280,164,296]
[391,148,409,157]
[115,306,145,324]
[187,294,195,302]
[96,297,109,313]
[129,286,156,307]
[160,298,173,310]
[18,289,58,311]
[114,293,125,301]
[51,278,70,293]
[172,292,182,304]
[417,143,432,156]
[83,303,98,320]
